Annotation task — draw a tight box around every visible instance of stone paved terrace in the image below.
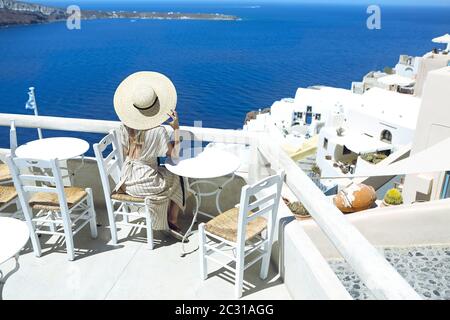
[329,245,450,300]
[1,208,290,300]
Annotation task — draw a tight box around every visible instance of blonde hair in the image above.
[124,125,147,159]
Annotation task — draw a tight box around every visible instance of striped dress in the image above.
[115,125,185,230]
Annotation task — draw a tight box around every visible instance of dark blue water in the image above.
[0,2,449,149]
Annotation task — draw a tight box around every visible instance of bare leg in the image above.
[167,201,184,241]
[168,201,180,226]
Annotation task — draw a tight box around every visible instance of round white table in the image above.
[15,137,90,184]
[0,217,30,299]
[166,148,241,256]
[15,137,89,161]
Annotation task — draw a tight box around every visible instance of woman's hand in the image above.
[166,110,180,159]
[166,110,180,130]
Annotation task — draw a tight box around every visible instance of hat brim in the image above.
[114,71,177,130]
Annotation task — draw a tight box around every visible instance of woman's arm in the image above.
[166,110,180,159]
[119,125,129,160]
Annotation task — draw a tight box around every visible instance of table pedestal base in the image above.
[180,174,235,257]
[0,253,20,300]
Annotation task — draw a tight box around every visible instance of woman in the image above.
[113,71,185,238]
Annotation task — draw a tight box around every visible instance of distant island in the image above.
[0,0,239,27]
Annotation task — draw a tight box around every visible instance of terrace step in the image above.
[297,155,317,172]
[328,245,450,300]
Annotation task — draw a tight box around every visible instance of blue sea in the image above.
[0,1,449,149]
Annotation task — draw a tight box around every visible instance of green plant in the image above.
[383,66,394,75]
[361,152,388,164]
[310,163,321,177]
[384,188,403,205]
[336,127,345,136]
[288,201,310,217]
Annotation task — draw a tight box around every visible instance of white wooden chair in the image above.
[0,121,22,218]
[198,172,284,298]
[0,185,21,219]
[93,131,154,249]
[6,155,98,261]
[0,121,18,185]
[1,120,43,184]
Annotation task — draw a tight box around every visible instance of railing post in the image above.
[248,134,272,184]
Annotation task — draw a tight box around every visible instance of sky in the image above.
[39,0,450,6]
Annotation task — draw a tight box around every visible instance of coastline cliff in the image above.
[0,0,239,27]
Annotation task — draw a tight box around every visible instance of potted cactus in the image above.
[383,188,403,206]
[283,197,311,220]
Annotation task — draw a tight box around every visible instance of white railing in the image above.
[0,113,255,145]
[0,113,421,300]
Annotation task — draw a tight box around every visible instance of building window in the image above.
[306,106,313,125]
[323,138,328,150]
[315,113,321,121]
[380,129,392,143]
[441,171,450,199]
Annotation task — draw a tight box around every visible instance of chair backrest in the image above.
[0,121,17,167]
[236,171,284,244]
[6,155,69,213]
[93,130,123,196]
[7,120,43,160]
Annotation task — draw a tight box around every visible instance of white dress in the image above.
[116,125,185,230]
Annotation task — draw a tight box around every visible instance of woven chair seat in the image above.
[0,186,18,204]
[29,187,87,210]
[111,191,145,203]
[205,207,267,243]
[0,163,12,183]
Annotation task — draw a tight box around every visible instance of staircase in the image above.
[297,155,316,170]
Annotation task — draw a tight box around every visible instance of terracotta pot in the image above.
[294,213,312,221]
[334,184,377,213]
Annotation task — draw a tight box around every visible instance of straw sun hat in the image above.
[114,71,177,130]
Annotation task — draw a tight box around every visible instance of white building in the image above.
[246,86,358,152]
[353,48,450,98]
[316,87,421,179]
[394,54,421,78]
[403,66,450,203]
[414,51,450,97]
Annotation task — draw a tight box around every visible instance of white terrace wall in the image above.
[301,199,450,260]
[403,67,450,203]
